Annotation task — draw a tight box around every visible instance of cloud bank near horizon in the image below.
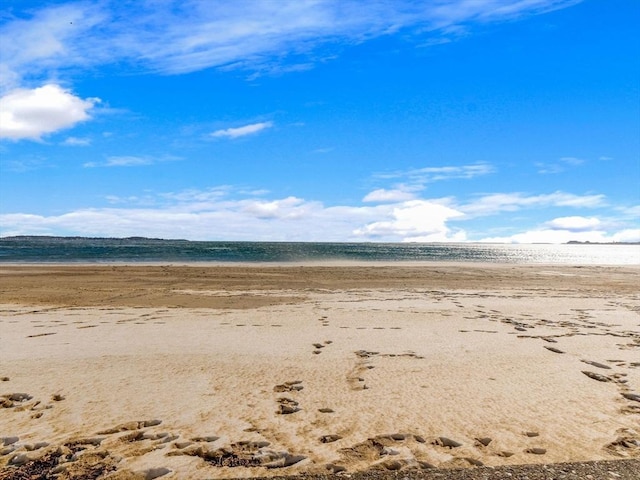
[2,185,636,244]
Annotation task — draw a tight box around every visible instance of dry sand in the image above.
[0,264,638,479]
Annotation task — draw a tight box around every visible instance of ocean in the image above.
[0,236,638,264]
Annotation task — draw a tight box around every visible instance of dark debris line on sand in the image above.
[241,460,640,480]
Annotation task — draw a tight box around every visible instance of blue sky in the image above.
[1,0,638,243]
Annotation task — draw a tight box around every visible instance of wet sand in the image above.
[1,264,638,479]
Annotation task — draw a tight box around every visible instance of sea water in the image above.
[0,237,638,264]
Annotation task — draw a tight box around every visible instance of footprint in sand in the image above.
[581,371,611,382]
[622,392,640,402]
[544,346,564,354]
[525,447,547,455]
[433,436,462,448]
[273,381,303,392]
[581,359,612,369]
[173,440,306,469]
[97,419,162,434]
[1,392,33,408]
[474,437,492,447]
[325,463,347,473]
[605,428,640,456]
[276,397,300,415]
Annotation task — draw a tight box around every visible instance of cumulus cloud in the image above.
[478,228,640,244]
[241,196,310,219]
[0,84,99,140]
[353,200,465,242]
[0,189,464,242]
[610,229,640,243]
[2,185,637,244]
[0,182,640,243]
[479,215,639,244]
[363,188,416,203]
[211,121,273,139]
[545,216,601,232]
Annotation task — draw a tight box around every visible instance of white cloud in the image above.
[353,200,465,242]
[478,215,639,244]
[610,229,640,243]
[363,188,416,203]
[0,1,583,84]
[0,189,463,242]
[0,3,106,91]
[368,164,494,202]
[62,136,91,146]
[83,155,181,168]
[211,121,273,139]
[0,84,99,140]
[537,156,585,174]
[1,185,636,244]
[462,192,606,217]
[379,163,493,184]
[478,228,639,244]
[241,196,310,219]
[618,205,640,217]
[84,156,151,168]
[545,216,601,232]
[559,156,584,166]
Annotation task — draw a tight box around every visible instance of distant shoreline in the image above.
[1,235,639,245]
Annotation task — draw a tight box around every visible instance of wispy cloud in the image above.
[62,136,91,146]
[83,155,180,168]
[461,191,606,216]
[460,192,605,216]
[211,121,273,139]
[377,163,493,182]
[367,163,494,200]
[536,156,585,174]
[0,1,584,85]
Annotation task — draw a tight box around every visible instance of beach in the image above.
[1,264,639,479]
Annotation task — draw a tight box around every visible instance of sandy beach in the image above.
[1,264,639,479]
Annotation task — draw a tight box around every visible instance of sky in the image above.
[0,0,638,243]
